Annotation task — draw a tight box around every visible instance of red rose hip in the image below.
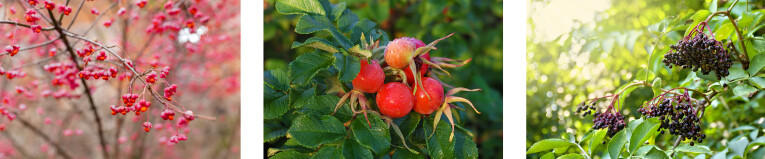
[376,82,414,118]
[413,77,444,115]
[352,60,384,93]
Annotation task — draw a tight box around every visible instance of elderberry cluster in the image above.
[662,33,732,79]
[592,112,626,137]
[575,102,598,117]
[638,97,706,145]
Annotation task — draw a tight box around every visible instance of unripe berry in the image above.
[413,77,444,115]
[352,60,384,93]
[376,82,414,118]
[384,38,417,69]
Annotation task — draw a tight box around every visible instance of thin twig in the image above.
[16,116,72,159]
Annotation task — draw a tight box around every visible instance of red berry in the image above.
[135,0,147,8]
[384,38,417,69]
[376,82,414,118]
[351,60,384,93]
[91,8,99,15]
[43,0,54,10]
[413,77,444,115]
[143,122,152,132]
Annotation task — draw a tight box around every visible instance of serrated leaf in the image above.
[733,84,757,97]
[333,53,360,82]
[728,137,749,158]
[295,15,335,34]
[288,52,335,86]
[674,145,713,154]
[726,67,748,81]
[337,9,359,33]
[265,128,288,143]
[749,53,765,75]
[351,114,390,155]
[608,130,627,159]
[426,118,478,158]
[329,2,345,21]
[287,114,346,148]
[311,146,343,159]
[275,0,327,16]
[589,129,608,155]
[342,138,373,159]
[292,37,339,53]
[629,118,660,153]
[264,86,289,120]
[265,69,290,91]
[271,150,309,159]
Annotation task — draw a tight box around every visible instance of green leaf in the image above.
[526,139,575,154]
[311,146,343,159]
[426,118,478,158]
[351,114,390,155]
[556,154,584,159]
[300,95,353,122]
[333,53,360,82]
[265,69,290,91]
[295,15,335,34]
[732,125,757,132]
[674,145,713,154]
[287,114,346,148]
[265,128,288,143]
[275,0,327,16]
[652,78,662,96]
[749,53,765,75]
[342,138,373,159]
[634,145,657,156]
[541,152,555,159]
[348,45,372,58]
[728,137,749,158]
[291,37,339,53]
[746,136,765,157]
[328,2,345,21]
[288,52,335,86]
[337,9,359,33]
[629,118,660,153]
[264,86,289,120]
[608,130,628,159]
[391,113,421,147]
[708,0,717,13]
[271,150,309,159]
[726,67,749,81]
[392,148,424,159]
[714,22,734,40]
[588,129,608,155]
[733,84,757,98]
[684,10,712,37]
[644,147,670,159]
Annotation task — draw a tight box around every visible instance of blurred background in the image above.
[527,0,765,158]
[264,0,503,158]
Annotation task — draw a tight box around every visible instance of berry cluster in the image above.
[4,45,19,56]
[662,33,732,79]
[160,109,175,120]
[164,84,177,101]
[638,96,706,145]
[575,102,598,117]
[78,66,118,80]
[591,111,626,136]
